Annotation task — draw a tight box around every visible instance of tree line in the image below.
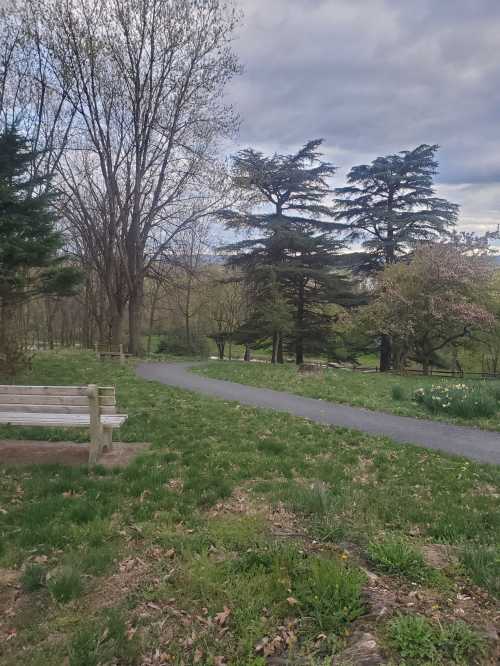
[0,0,239,367]
[214,140,497,373]
[0,0,498,376]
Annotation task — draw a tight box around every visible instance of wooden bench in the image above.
[0,384,128,464]
[95,343,131,365]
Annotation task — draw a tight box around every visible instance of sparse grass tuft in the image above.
[439,621,487,664]
[367,538,435,584]
[391,384,405,401]
[68,608,140,666]
[47,565,84,603]
[20,563,47,592]
[460,544,500,598]
[388,613,439,661]
[387,614,486,664]
[294,557,366,632]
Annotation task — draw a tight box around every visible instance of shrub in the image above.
[367,538,430,583]
[21,563,47,592]
[294,557,365,632]
[47,566,83,603]
[413,383,497,418]
[156,330,209,357]
[391,384,405,401]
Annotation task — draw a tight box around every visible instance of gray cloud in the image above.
[227,0,500,229]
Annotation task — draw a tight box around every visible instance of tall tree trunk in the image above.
[109,296,125,349]
[295,281,305,365]
[82,280,92,349]
[271,331,279,364]
[217,338,225,360]
[244,344,251,362]
[422,358,430,375]
[277,336,284,364]
[147,282,160,354]
[296,340,304,365]
[45,297,54,350]
[380,334,391,372]
[147,280,161,355]
[185,274,192,350]
[128,279,144,356]
[380,190,396,371]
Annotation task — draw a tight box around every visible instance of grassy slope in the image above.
[0,352,498,665]
[194,361,500,431]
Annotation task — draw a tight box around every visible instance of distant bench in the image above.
[95,344,131,365]
[0,384,128,464]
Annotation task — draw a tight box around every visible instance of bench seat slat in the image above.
[0,404,117,415]
[0,395,89,406]
[0,412,127,428]
[0,385,89,396]
[0,395,116,406]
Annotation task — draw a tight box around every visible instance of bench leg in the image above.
[102,426,113,452]
[88,428,103,465]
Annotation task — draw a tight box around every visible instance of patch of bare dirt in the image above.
[332,631,386,665]
[0,568,19,641]
[0,569,17,587]
[420,543,457,569]
[474,483,500,498]
[0,439,150,467]
[353,457,375,486]
[207,485,259,517]
[267,501,305,538]
[85,544,176,611]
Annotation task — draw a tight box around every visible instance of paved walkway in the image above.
[136,362,500,464]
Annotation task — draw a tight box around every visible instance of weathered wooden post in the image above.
[102,427,113,452]
[87,384,102,464]
[95,342,100,360]
[119,343,125,365]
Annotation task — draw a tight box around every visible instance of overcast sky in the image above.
[225,0,500,232]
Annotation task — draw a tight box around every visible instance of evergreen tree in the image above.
[0,126,80,369]
[219,140,355,364]
[233,270,294,363]
[335,144,459,370]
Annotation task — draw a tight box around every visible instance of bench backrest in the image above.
[96,343,124,353]
[0,385,117,415]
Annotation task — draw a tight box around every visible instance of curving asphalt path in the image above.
[136,362,500,465]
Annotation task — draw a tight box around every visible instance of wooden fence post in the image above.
[88,384,102,464]
[119,343,125,365]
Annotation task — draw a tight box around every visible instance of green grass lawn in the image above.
[194,361,500,431]
[0,352,499,665]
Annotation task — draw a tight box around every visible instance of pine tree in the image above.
[233,270,294,363]
[335,144,459,370]
[219,140,355,364]
[0,126,80,370]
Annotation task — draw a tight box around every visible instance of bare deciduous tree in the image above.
[37,0,240,353]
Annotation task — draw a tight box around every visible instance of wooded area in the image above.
[1,0,499,377]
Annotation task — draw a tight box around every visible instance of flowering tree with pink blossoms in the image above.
[362,244,495,374]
